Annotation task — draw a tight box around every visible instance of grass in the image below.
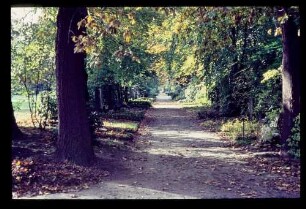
[103,120,139,132]
[95,119,140,141]
[12,95,30,112]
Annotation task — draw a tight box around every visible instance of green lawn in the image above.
[12,95,30,112]
[103,120,139,132]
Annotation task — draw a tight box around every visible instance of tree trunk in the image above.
[55,7,94,166]
[94,87,101,111]
[10,99,23,140]
[228,26,240,116]
[105,84,114,110]
[123,86,129,104]
[280,16,300,147]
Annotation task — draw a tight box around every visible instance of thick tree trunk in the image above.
[10,99,23,140]
[55,7,94,166]
[280,16,300,147]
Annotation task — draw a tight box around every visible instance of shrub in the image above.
[37,90,58,129]
[220,118,260,143]
[101,109,145,121]
[89,111,103,138]
[127,98,152,109]
[287,114,300,158]
[259,108,281,145]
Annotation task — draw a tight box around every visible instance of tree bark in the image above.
[280,16,300,147]
[55,7,94,166]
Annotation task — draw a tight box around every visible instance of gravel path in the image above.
[21,94,300,199]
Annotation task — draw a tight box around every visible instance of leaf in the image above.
[87,15,93,23]
[123,30,131,43]
[71,36,78,43]
[267,29,272,35]
[77,19,84,30]
[16,160,21,166]
[274,27,282,36]
[277,13,288,24]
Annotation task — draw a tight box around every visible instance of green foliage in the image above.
[254,67,281,120]
[83,7,159,105]
[287,114,300,158]
[11,8,57,129]
[12,99,24,112]
[184,82,211,105]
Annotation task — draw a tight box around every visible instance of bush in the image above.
[89,111,103,138]
[127,99,152,109]
[258,108,281,145]
[254,68,281,120]
[259,123,280,145]
[37,90,58,129]
[220,118,260,143]
[101,109,145,121]
[287,114,300,158]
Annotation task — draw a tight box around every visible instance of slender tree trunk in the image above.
[55,7,94,166]
[228,26,240,116]
[280,16,300,147]
[123,86,129,104]
[94,87,101,111]
[107,84,115,110]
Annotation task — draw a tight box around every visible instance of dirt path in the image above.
[22,94,300,199]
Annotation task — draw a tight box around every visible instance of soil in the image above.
[19,93,300,199]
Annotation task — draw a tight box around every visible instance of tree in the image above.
[279,7,300,147]
[11,8,58,129]
[55,7,94,166]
